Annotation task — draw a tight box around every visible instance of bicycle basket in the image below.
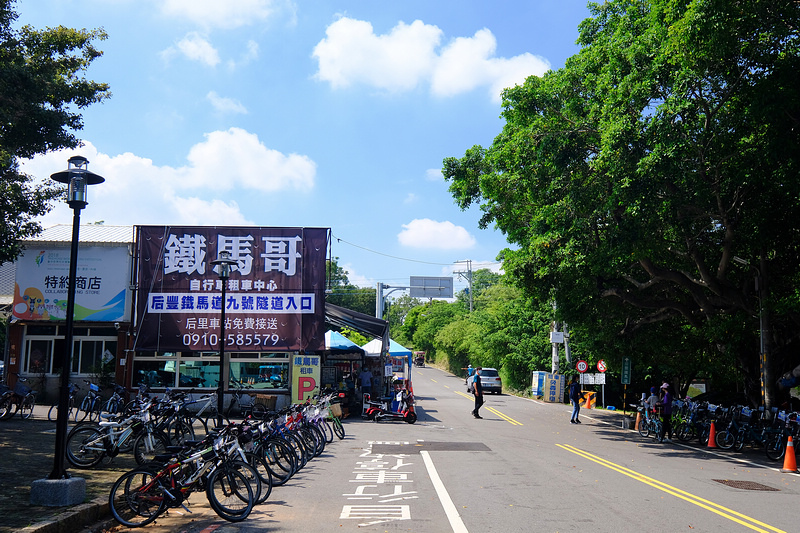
[13,382,32,396]
[89,383,100,392]
[330,403,343,418]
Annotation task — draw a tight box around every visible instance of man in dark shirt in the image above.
[471,367,484,419]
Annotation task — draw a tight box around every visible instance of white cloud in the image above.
[432,28,549,102]
[20,128,316,228]
[207,91,248,114]
[426,168,443,181]
[184,128,315,192]
[313,17,442,91]
[313,18,550,102]
[403,193,418,204]
[162,32,220,67]
[341,263,374,288]
[228,40,260,69]
[397,219,476,249]
[160,0,279,29]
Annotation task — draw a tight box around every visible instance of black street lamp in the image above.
[212,250,237,427]
[49,156,104,481]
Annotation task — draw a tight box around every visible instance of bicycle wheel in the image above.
[332,417,345,440]
[245,452,273,504]
[89,399,103,422]
[675,422,694,442]
[765,434,786,461]
[206,465,254,522]
[257,439,296,486]
[251,403,267,420]
[285,432,309,470]
[0,396,16,420]
[76,396,91,422]
[109,468,166,527]
[715,429,736,449]
[66,425,106,468]
[232,458,263,506]
[165,419,195,446]
[102,399,121,417]
[319,419,334,443]
[133,431,170,465]
[638,417,650,437]
[48,403,59,422]
[19,395,35,420]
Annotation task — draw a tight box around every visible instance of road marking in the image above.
[454,391,522,425]
[485,406,523,426]
[431,379,438,383]
[557,443,786,533]
[420,450,469,533]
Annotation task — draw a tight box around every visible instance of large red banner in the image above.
[135,226,328,353]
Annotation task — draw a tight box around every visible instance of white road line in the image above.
[420,450,469,533]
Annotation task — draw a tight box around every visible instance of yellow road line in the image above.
[455,391,522,425]
[431,379,438,383]
[557,443,785,533]
[485,406,523,426]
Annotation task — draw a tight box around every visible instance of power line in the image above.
[332,234,454,266]
[331,233,503,268]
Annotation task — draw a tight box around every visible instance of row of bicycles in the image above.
[63,386,347,526]
[635,398,799,462]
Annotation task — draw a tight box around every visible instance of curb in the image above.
[20,497,114,533]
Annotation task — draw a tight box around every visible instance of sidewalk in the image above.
[0,404,128,533]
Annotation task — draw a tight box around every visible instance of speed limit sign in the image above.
[576,360,588,373]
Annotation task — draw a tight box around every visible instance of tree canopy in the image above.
[0,0,110,264]
[443,0,800,406]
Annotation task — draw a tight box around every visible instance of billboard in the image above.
[409,276,453,298]
[135,226,328,353]
[12,245,130,322]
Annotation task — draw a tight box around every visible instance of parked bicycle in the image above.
[0,374,38,420]
[66,397,169,468]
[77,380,105,422]
[48,382,81,422]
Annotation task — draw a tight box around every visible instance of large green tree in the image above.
[444,0,800,407]
[0,0,110,264]
[325,257,376,317]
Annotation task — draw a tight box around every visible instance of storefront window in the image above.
[25,339,52,374]
[134,358,182,388]
[179,360,220,388]
[230,361,289,390]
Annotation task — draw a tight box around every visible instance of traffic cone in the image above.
[781,436,798,474]
[585,392,593,410]
[635,411,642,431]
[707,421,717,448]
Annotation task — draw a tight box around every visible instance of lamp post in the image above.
[212,250,237,427]
[49,156,104,480]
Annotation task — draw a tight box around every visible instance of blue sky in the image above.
[18,0,591,294]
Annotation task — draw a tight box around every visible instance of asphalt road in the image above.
[105,366,800,533]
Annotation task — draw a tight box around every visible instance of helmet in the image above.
[468,364,472,368]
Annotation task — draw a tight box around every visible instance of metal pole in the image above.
[217,279,227,427]
[49,206,81,480]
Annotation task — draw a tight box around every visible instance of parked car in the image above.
[467,367,502,394]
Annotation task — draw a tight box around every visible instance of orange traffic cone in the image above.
[781,436,798,474]
[635,411,642,431]
[585,392,593,410]
[707,421,717,448]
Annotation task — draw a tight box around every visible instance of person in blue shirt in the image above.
[471,367,484,419]
[568,375,586,424]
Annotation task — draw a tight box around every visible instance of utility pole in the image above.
[454,259,473,312]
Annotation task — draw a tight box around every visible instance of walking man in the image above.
[569,375,586,424]
[471,367,484,419]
